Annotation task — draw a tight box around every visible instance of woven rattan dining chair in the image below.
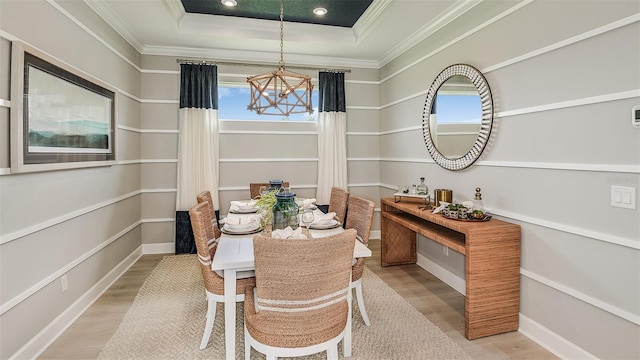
[196,190,221,240]
[249,182,290,199]
[328,186,349,226]
[189,202,256,350]
[344,195,375,326]
[244,229,357,360]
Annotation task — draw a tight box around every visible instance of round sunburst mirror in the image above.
[422,64,493,171]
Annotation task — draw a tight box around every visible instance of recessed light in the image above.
[313,7,328,16]
[221,0,237,7]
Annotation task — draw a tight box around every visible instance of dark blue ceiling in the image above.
[180,0,374,28]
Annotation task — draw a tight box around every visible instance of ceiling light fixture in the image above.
[221,0,237,7]
[313,7,328,16]
[246,0,313,116]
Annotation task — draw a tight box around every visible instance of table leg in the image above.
[344,279,353,357]
[224,269,237,360]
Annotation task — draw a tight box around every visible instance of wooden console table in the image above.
[380,198,521,340]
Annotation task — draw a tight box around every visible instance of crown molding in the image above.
[83,0,145,52]
[141,45,380,69]
[377,0,482,66]
[352,0,392,43]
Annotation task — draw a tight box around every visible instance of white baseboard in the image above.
[370,230,381,240]
[415,252,466,295]
[142,242,175,254]
[413,254,596,359]
[519,313,597,360]
[12,247,143,360]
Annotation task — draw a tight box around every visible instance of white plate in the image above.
[221,223,261,235]
[308,219,341,230]
[229,207,258,214]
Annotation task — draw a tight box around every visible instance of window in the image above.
[218,86,318,121]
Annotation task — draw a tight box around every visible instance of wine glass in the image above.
[259,185,268,197]
[301,209,314,228]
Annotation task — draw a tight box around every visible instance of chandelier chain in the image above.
[279,0,285,69]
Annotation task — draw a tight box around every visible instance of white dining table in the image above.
[212,206,372,360]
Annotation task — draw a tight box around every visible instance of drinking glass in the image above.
[259,185,268,197]
[301,209,314,228]
[258,209,270,233]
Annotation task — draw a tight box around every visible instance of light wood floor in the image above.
[39,240,557,359]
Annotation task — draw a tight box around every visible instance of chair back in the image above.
[344,196,375,282]
[189,202,224,294]
[344,196,375,246]
[250,182,290,199]
[196,190,221,240]
[328,186,349,225]
[250,229,356,345]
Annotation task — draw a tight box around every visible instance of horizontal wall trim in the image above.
[0,191,141,244]
[141,99,179,104]
[379,157,639,174]
[478,160,640,174]
[0,98,10,107]
[142,218,175,223]
[141,188,176,193]
[521,269,640,325]
[119,125,178,134]
[4,158,636,176]
[482,13,640,74]
[219,157,318,163]
[12,246,143,360]
[380,0,533,83]
[0,220,142,316]
[495,90,640,118]
[491,208,639,251]
[220,130,317,135]
[45,0,140,71]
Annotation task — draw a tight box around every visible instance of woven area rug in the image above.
[98,254,471,360]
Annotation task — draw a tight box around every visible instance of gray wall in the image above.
[1,0,638,359]
[379,1,639,359]
[138,57,382,247]
[0,1,142,358]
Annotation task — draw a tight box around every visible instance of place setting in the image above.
[220,215,261,235]
[305,211,341,230]
[228,200,259,214]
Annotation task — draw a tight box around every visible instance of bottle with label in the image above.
[416,177,428,195]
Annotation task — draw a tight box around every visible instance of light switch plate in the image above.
[611,186,636,209]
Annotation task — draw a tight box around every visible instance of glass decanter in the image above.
[416,177,428,195]
[471,187,485,219]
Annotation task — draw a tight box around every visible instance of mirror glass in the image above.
[422,64,493,171]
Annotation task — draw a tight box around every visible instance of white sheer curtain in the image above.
[316,72,347,204]
[175,64,219,253]
[176,107,219,210]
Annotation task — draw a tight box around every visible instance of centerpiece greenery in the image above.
[253,189,278,230]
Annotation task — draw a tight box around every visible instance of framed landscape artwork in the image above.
[10,41,117,173]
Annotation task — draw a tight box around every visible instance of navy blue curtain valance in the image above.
[318,71,346,113]
[179,64,218,109]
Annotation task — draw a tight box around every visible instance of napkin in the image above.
[224,216,259,230]
[311,211,336,225]
[271,226,307,239]
[230,200,258,212]
[302,198,317,208]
